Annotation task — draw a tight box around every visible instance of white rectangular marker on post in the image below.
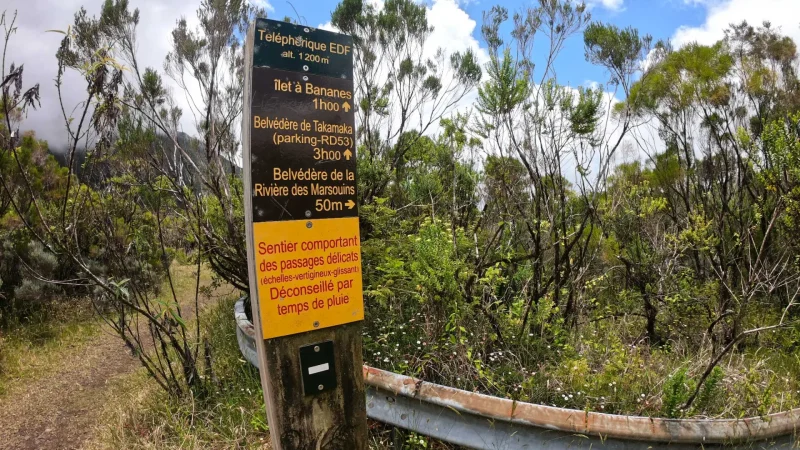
[308,363,330,375]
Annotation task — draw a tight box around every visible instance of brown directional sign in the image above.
[248,63,363,338]
[243,19,367,450]
[245,20,362,338]
[250,67,357,222]
[254,18,353,80]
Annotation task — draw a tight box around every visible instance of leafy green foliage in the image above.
[584,22,652,87]
[477,49,530,118]
[3,0,800,425]
[662,368,691,418]
[355,7,800,420]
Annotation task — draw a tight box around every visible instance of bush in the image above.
[96,295,268,449]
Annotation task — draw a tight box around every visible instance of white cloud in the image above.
[584,80,601,90]
[250,0,275,13]
[317,22,338,32]
[425,0,488,65]
[320,0,488,66]
[672,0,800,47]
[6,0,201,147]
[318,0,489,138]
[587,0,625,11]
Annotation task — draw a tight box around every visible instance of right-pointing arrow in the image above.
[343,149,353,160]
[345,199,355,209]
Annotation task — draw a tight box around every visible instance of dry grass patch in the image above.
[0,299,100,396]
[89,293,270,450]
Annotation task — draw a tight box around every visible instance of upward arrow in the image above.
[343,149,353,160]
[342,101,351,112]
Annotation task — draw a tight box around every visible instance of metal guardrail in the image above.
[234,298,800,449]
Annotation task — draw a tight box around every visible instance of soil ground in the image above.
[0,265,230,450]
[0,326,139,450]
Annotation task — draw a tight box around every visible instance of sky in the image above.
[5,0,800,146]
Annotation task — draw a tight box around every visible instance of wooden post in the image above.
[242,19,367,450]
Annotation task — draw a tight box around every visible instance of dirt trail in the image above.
[0,265,228,450]
[0,325,139,450]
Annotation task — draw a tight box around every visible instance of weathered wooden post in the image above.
[241,18,367,449]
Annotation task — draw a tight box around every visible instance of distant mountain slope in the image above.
[49,132,241,185]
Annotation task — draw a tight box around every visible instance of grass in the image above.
[0,298,100,396]
[91,292,465,450]
[362,299,800,421]
[90,294,270,450]
[91,294,459,450]
[90,261,267,449]
[87,263,800,448]
[0,261,234,398]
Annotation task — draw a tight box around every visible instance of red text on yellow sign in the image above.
[253,217,363,339]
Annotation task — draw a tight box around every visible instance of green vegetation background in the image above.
[2,1,800,448]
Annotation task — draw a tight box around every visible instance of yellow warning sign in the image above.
[253,217,363,339]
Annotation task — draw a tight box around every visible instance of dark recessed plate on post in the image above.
[299,340,337,395]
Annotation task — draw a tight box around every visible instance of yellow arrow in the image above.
[343,149,353,160]
[342,101,351,112]
[345,199,356,209]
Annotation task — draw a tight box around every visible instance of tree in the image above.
[332,0,481,207]
[0,0,261,397]
[473,2,650,335]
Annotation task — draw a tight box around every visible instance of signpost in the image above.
[242,18,367,449]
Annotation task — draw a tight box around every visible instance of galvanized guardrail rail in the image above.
[235,298,800,449]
